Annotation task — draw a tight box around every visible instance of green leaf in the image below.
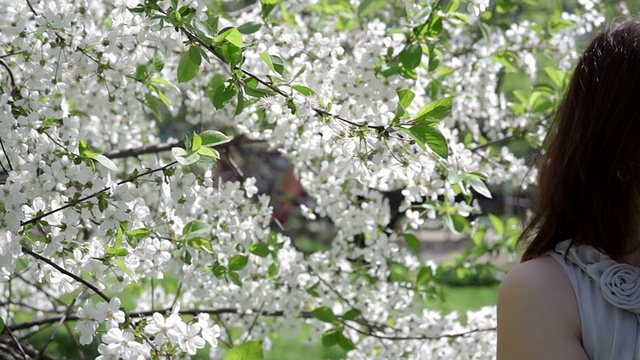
[291,85,316,96]
[216,28,244,47]
[0,316,4,334]
[183,219,212,237]
[221,43,243,68]
[171,147,200,165]
[177,48,201,83]
[261,0,280,18]
[399,44,423,70]
[416,265,433,286]
[397,89,415,109]
[200,130,231,147]
[189,46,203,65]
[403,233,421,252]
[259,53,285,76]
[249,242,270,257]
[322,328,340,347]
[337,333,356,351]
[357,0,387,17]
[467,176,492,199]
[228,271,242,286]
[192,17,214,39]
[212,83,238,110]
[414,97,453,125]
[451,12,472,24]
[306,282,320,297]
[434,65,455,77]
[342,309,361,321]
[93,154,119,171]
[267,262,279,278]
[238,22,262,34]
[191,133,202,151]
[407,125,449,158]
[187,237,214,253]
[234,89,245,116]
[224,340,264,360]
[449,213,467,233]
[182,249,192,265]
[151,51,165,73]
[312,306,336,323]
[126,228,151,241]
[113,259,135,278]
[228,255,249,271]
[197,146,220,158]
[149,78,180,91]
[78,140,99,158]
[488,214,504,235]
[544,66,566,88]
[150,85,171,107]
[494,50,519,71]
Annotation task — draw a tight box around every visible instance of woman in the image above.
[497,20,640,359]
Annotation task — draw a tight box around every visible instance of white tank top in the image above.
[549,239,640,360]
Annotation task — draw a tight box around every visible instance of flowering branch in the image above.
[20,161,177,227]
[7,306,495,341]
[169,12,386,132]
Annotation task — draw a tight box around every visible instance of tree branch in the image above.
[470,135,516,152]
[104,141,182,159]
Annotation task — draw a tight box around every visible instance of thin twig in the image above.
[470,135,516,152]
[3,324,28,360]
[0,137,13,171]
[0,59,16,89]
[170,282,182,310]
[25,0,39,16]
[242,301,265,343]
[35,289,86,359]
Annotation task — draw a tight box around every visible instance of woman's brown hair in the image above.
[520,19,640,261]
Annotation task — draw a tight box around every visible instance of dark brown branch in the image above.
[105,141,182,159]
[470,135,516,152]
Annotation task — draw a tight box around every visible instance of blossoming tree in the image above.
[0,0,610,358]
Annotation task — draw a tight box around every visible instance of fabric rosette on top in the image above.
[600,263,640,313]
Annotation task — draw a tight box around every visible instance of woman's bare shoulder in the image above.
[501,256,574,296]
[497,256,587,360]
